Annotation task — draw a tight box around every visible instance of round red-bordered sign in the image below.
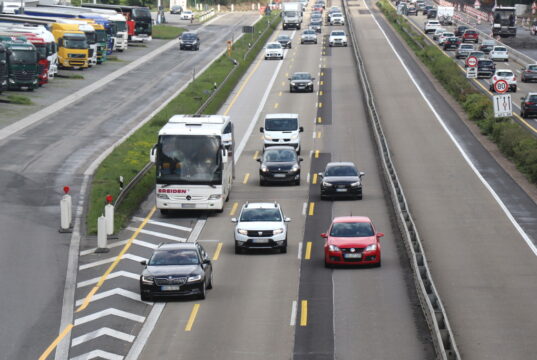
[466,56,478,67]
[493,79,509,93]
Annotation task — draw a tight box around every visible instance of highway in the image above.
[0,12,259,360]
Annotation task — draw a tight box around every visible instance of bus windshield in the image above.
[132,8,151,20]
[157,135,223,185]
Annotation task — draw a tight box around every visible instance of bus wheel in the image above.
[160,209,169,216]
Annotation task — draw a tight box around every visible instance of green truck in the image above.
[0,35,39,91]
[0,43,7,93]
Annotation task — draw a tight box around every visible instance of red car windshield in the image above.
[330,222,374,237]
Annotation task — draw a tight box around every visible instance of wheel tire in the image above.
[374,259,382,268]
[512,87,517,93]
[216,207,224,214]
[320,194,328,201]
[280,246,287,254]
[324,259,332,268]
[357,194,363,200]
[310,87,314,93]
[160,209,169,216]
[207,273,213,289]
[141,293,152,302]
[198,283,206,299]
[260,179,265,186]
[295,179,300,186]
[290,87,294,93]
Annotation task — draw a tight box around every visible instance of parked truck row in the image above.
[0,3,152,93]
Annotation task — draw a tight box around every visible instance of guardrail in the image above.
[343,2,461,359]
[197,9,216,22]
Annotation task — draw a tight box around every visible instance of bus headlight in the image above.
[208,194,221,200]
[157,194,169,199]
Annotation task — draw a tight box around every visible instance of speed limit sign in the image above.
[493,79,509,93]
[466,56,478,67]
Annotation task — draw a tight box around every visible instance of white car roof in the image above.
[265,113,299,119]
[242,202,281,209]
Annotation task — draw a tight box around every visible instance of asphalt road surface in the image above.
[0,12,259,360]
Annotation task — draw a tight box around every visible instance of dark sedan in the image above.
[455,25,469,37]
[479,40,496,54]
[477,59,495,78]
[179,32,200,51]
[277,35,292,49]
[258,146,302,185]
[521,64,537,83]
[309,19,322,33]
[443,37,461,50]
[140,242,212,301]
[289,72,315,92]
[319,162,365,200]
[170,5,183,14]
[521,93,537,118]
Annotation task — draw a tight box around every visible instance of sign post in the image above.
[493,94,512,118]
[465,55,478,78]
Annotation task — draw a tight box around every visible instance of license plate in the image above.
[182,203,195,209]
[252,238,269,243]
[161,285,180,291]
[344,253,362,259]
[274,174,286,178]
[336,188,347,192]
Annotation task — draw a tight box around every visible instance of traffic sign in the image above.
[466,56,478,67]
[493,79,509,94]
[466,67,477,78]
[493,94,512,118]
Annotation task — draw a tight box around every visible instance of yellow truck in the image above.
[51,23,89,69]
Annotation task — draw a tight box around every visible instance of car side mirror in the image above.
[359,171,365,177]
[203,258,211,264]
[320,233,327,238]
[284,217,291,222]
[149,144,157,163]
[299,158,303,162]
[288,77,292,80]
[377,232,384,239]
[231,217,238,223]
[140,260,147,266]
[260,127,264,133]
[256,158,261,163]
[299,126,304,132]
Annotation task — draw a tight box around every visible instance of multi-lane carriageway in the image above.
[35,0,537,359]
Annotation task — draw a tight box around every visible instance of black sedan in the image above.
[170,5,183,14]
[477,59,495,78]
[179,32,200,51]
[277,35,292,49]
[258,146,302,185]
[289,72,315,93]
[319,162,365,200]
[521,93,537,118]
[140,242,212,301]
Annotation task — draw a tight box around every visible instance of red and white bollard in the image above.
[59,186,72,233]
[105,194,114,236]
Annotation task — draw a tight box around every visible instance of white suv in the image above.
[489,69,517,93]
[260,113,303,154]
[423,20,440,33]
[329,30,347,47]
[490,45,509,62]
[330,13,345,25]
[265,42,284,60]
[232,202,291,254]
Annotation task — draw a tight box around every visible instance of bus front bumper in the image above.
[156,197,224,211]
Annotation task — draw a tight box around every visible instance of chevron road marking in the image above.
[77,271,139,288]
[80,240,129,256]
[126,227,186,242]
[79,254,145,271]
[132,217,193,232]
[70,349,124,360]
[75,288,148,307]
[74,308,145,326]
[71,327,135,347]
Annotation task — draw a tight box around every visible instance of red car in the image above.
[462,29,479,43]
[322,216,383,267]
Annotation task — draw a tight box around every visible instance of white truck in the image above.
[282,2,302,30]
[437,6,454,25]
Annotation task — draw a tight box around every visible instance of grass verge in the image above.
[86,12,281,234]
[377,0,537,184]
[152,25,186,39]
[7,95,33,105]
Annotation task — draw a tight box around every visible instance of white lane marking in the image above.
[298,242,303,260]
[307,173,311,184]
[79,253,145,271]
[302,202,308,216]
[75,288,149,307]
[309,150,314,158]
[80,240,129,256]
[124,303,165,360]
[290,300,298,326]
[363,0,537,256]
[70,349,124,360]
[312,130,316,139]
[71,328,135,347]
[196,239,221,242]
[132,239,159,249]
[188,219,206,242]
[132,217,192,232]
[77,271,139,288]
[74,308,146,326]
[126,227,186,242]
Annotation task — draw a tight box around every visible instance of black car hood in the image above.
[144,264,200,276]
[264,161,297,171]
[291,79,312,84]
[323,175,360,184]
[278,40,291,45]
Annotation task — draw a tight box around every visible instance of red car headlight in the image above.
[328,244,341,252]
[365,244,377,251]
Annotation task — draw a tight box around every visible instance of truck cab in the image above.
[0,35,39,91]
[492,7,517,38]
[0,43,8,93]
[51,23,89,69]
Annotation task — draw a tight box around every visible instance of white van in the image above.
[260,113,304,154]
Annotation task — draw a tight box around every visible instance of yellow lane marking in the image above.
[274,103,279,109]
[243,173,250,184]
[76,206,156,312]
[38,324,74,360]
[322,51,326,55]
[321,72,324,76]
[281,81,286,86]
[317,131,322,139]
[185,304,201,331]
[318,102,322,108]
[312,173,318,184]
[320,80,324,86]
[317,116,322,123]
[253,150,259,160]
[319,90,323,96]
[213,242,223,260]
[308,202,315,216]
[279,91,283,96]
[285,72,288,77]
[314,150,320,158]
[300,300,308,326]
[305,242,312,260]
[229,202,238,216]
[224,59,263,115]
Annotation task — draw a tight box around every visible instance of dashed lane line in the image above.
[75,288,148,307]
[71,328,135,347]
[77,271,139,288]
[185,304,201,332]
[79,253,146,271]
[74,308,145,326]
[125,227,186,242]
[132,217,193,232]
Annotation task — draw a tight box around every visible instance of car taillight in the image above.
[526,102,536,106]
[493,76,497,81]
